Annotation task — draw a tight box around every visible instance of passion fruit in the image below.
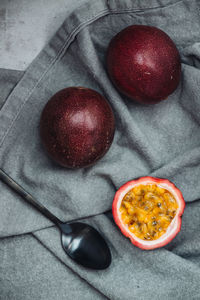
[40,87,115,168]
[107,25,181,104]
[112,177,185,250]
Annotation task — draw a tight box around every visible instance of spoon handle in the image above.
[0,168,61,225]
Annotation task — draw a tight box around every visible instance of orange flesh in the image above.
[120,184,178,240]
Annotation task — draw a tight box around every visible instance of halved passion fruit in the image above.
[112,177,185,250]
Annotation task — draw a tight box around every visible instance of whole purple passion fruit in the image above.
[40,87,115,168]
[107,25,181,104]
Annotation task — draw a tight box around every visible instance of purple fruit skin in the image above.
[40,87,115,168]
[107,25,181,104]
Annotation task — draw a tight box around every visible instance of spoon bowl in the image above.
[59,222,111,269]
[0,169,111,270]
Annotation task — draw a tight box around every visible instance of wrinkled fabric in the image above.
[0,69,23,110]
[1,0,200,299]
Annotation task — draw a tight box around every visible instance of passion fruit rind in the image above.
[112,177,185,250]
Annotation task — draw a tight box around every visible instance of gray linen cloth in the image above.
[1,0,200,299]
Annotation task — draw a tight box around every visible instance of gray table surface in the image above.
[0,0,87,71]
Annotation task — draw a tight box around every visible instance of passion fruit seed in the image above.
[120,184,178,241]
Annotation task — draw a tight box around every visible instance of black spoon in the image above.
[0,169,111,270]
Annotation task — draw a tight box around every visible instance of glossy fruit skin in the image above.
[112,177,185,250]
[40,87,115,168]
[107,25,181,104]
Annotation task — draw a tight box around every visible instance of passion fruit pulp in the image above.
[112,177,185,250]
